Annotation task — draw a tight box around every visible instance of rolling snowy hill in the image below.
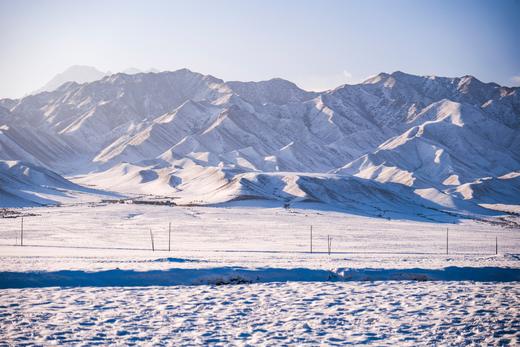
[0,69,518,216]
[0,160,115,207]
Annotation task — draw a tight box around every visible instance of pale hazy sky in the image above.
[1,0,519,99]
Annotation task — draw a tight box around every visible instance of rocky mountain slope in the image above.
[0,69,518,217]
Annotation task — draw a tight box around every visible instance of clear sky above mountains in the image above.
[0,0,519,99]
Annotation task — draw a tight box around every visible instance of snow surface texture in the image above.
[0,69,518,219]
[1,283,519,346]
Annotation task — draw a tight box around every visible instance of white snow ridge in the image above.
[1,69,519,346]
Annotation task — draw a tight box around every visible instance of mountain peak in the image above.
[390,70,411,78]
[362,72,391,84]
[226,77,316,105]
[34,65,107,94]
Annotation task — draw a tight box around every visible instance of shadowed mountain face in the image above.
[0,69,518,216]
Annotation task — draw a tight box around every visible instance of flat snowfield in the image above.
[1,201,519,272]
[1,282,519,346]
[1,201,519,345]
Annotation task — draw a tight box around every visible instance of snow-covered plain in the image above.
[0,201,519,273]
[0,202,519,345]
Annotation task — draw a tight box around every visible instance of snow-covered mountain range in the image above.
[1,68,518,218]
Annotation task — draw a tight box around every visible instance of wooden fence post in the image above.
[446,228,448,255]
[150,228,155,251]
[310,225,313,254]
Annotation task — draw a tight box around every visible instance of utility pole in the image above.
[168,222,171,252]
[446,228,449,255]
[21,217,24,246]
[495,236,498,255]
[150,228,155,252]
[310,225,313,254]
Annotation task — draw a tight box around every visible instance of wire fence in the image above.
[1,214,516,256]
